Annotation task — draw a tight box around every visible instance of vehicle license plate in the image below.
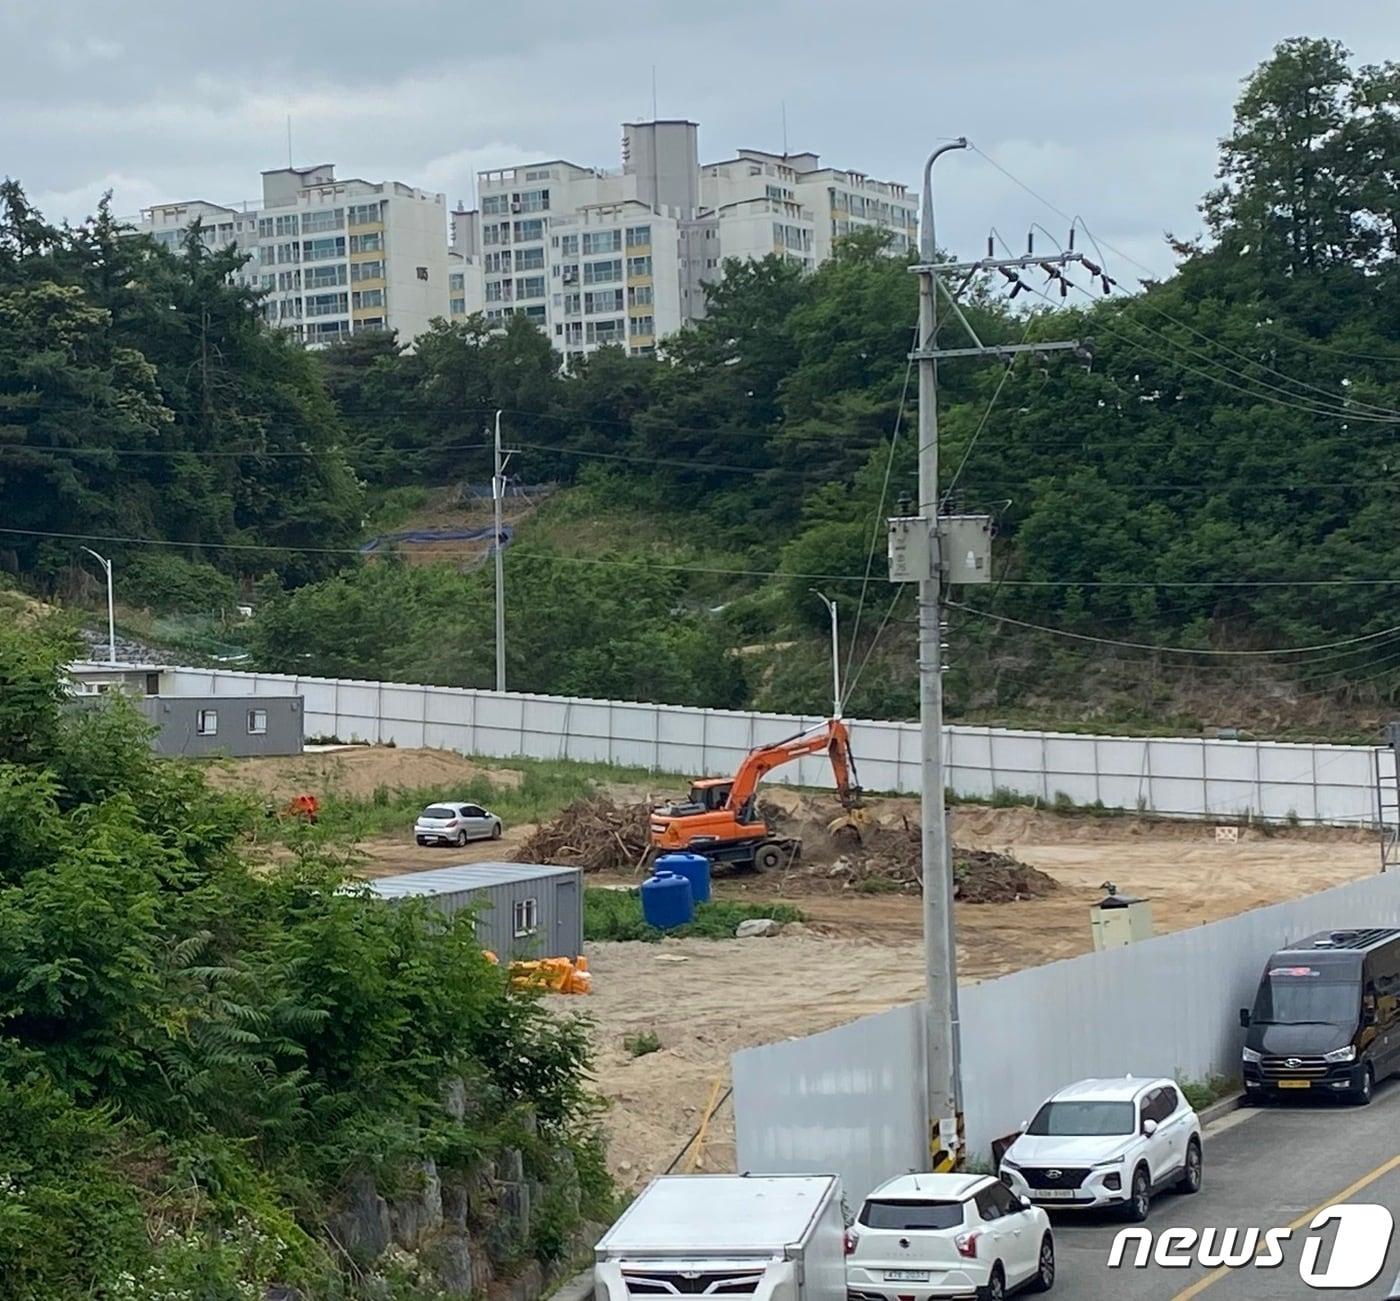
[884,1271,930,1282]
[1278,1079,1311,1089]
[1033,1188,1079,1200]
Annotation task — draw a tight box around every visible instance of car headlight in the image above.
[1323,1045,1356,1064]
[1242,1047,1261,1063]
[1000,1159,1021,1173]
[1092,1155,1126,1168]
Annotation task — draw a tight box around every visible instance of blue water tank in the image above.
[641,869,694,930]
[655,852,711,905]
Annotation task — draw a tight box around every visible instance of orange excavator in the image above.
[649,718,865,871]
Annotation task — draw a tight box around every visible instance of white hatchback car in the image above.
[413,802,503,847]
[846,1173,1054,1301]
[999,1077,1202,1221]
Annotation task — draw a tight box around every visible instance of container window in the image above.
[196,709,218,736]
[513,897,539,937]
[247,709,268,735]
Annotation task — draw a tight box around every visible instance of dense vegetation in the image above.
[6,38,1400,733]
[0,619,606,1297]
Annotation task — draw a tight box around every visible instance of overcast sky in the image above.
[3,1,1397,280]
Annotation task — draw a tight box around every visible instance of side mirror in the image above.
[1142,1119,1158,1137]
[1238,1008,1251,1028]
[1018,1195,1033,1212]
[1017,1120,1028,1134]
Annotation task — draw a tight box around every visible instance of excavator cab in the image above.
[688,779,733,811]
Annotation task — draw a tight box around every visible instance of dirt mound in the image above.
[206,746,524,801]
[514,798,652,873]
[821,819,1057,904]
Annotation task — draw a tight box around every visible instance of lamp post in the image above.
[80,546,117,665]
[810,589,841,719]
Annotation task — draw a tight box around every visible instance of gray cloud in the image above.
[3,0,1398,278]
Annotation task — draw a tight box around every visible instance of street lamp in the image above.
[810,589,841,720]
[80,546,116,665]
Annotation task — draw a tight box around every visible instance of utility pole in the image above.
[810,589,842,718]
[895,139,1086,1171]
[80,546,117,665]
[492,409,511,693]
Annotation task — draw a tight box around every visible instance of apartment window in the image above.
[513,897,539,937]
[560,263,579,285]
[516,275,546,300]
[582,229,621,255]
[485,308,506,321]
[560,233,579,256]
[348,232,382,254]
[583,258,622,285]
[347,201,382,225]
[302,207,344,233]
[275,213,299,236]
[628,285,653,307]
[586,318,625,344]
[625,225,651,248]
[196,709,218,736]
[259,274,275,290]
[627,255,652,278]
[585,288,624,314]
[515,188,549,212]
[483,251,504,273]
[564,292,581,315]
[306,292,349,317]
[279,299,302,320]
[629,314,655,336]
[482,194,508,216]
[514,246,545,272]
[523,304,546,323]
[217,222,234,241]
[350,260,383,282]
[257,217,274,238]
[483,224,505,246]
[449,271,465,291]
[564,322,583,345]
[308,320,350,342]
[276,242,300,264]
[525,168,552,181]
[485,280,505,303]
[304,263,346,288]
[353,288,385,308]
[513,218,544,242]
[450,297,466,314]
[247,709,267,736]
[303,236,346,262]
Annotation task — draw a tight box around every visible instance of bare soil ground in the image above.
[582,801,1378,1189]
[215,749,1382,1189]
[204,746,524,801]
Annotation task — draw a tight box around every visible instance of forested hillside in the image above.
[5,37,1400,735]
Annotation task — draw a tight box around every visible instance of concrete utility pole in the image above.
[80,546,117,665]
[492,409,510,693]
[902,140,1086,1171]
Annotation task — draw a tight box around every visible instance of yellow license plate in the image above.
[1278,1079,1312,1089]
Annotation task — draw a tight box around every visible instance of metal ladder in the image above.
[1375,741,1400,873]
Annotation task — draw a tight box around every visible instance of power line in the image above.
[948,601,1400,657]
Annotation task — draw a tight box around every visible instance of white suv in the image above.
[846,1173,1054,1300]
[998,1077,1202,1221]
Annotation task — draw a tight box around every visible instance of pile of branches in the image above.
[515,797,653,873]
[827,819,1058,903]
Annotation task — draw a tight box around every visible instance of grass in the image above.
[624,1031,662,1058]
[1178,1073,1239,1112]
[584,888,804,942]
[265,756,678,848]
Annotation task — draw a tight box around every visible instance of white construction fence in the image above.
[163,667,1382,825]
[732,870,1400,1202]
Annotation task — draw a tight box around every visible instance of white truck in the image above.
[594,1174,847,1301]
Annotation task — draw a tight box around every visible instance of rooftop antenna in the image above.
[781,100,788,158]
[651,65,658,121]
[286,114,292,167]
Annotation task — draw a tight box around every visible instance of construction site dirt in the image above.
[211,748,1383,1191]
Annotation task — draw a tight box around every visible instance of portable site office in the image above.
[365,862,584,962]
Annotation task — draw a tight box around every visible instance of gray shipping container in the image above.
[136,695,304,758]
[366,862,584,962]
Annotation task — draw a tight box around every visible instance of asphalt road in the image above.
[1049,1081,1400,1299]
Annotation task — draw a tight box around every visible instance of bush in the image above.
[121,552,240,615]
[584,888,803,942]
[624,1031,662,1058]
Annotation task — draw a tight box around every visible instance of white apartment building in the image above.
[137,164,451,346]
[470,120,917,356]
